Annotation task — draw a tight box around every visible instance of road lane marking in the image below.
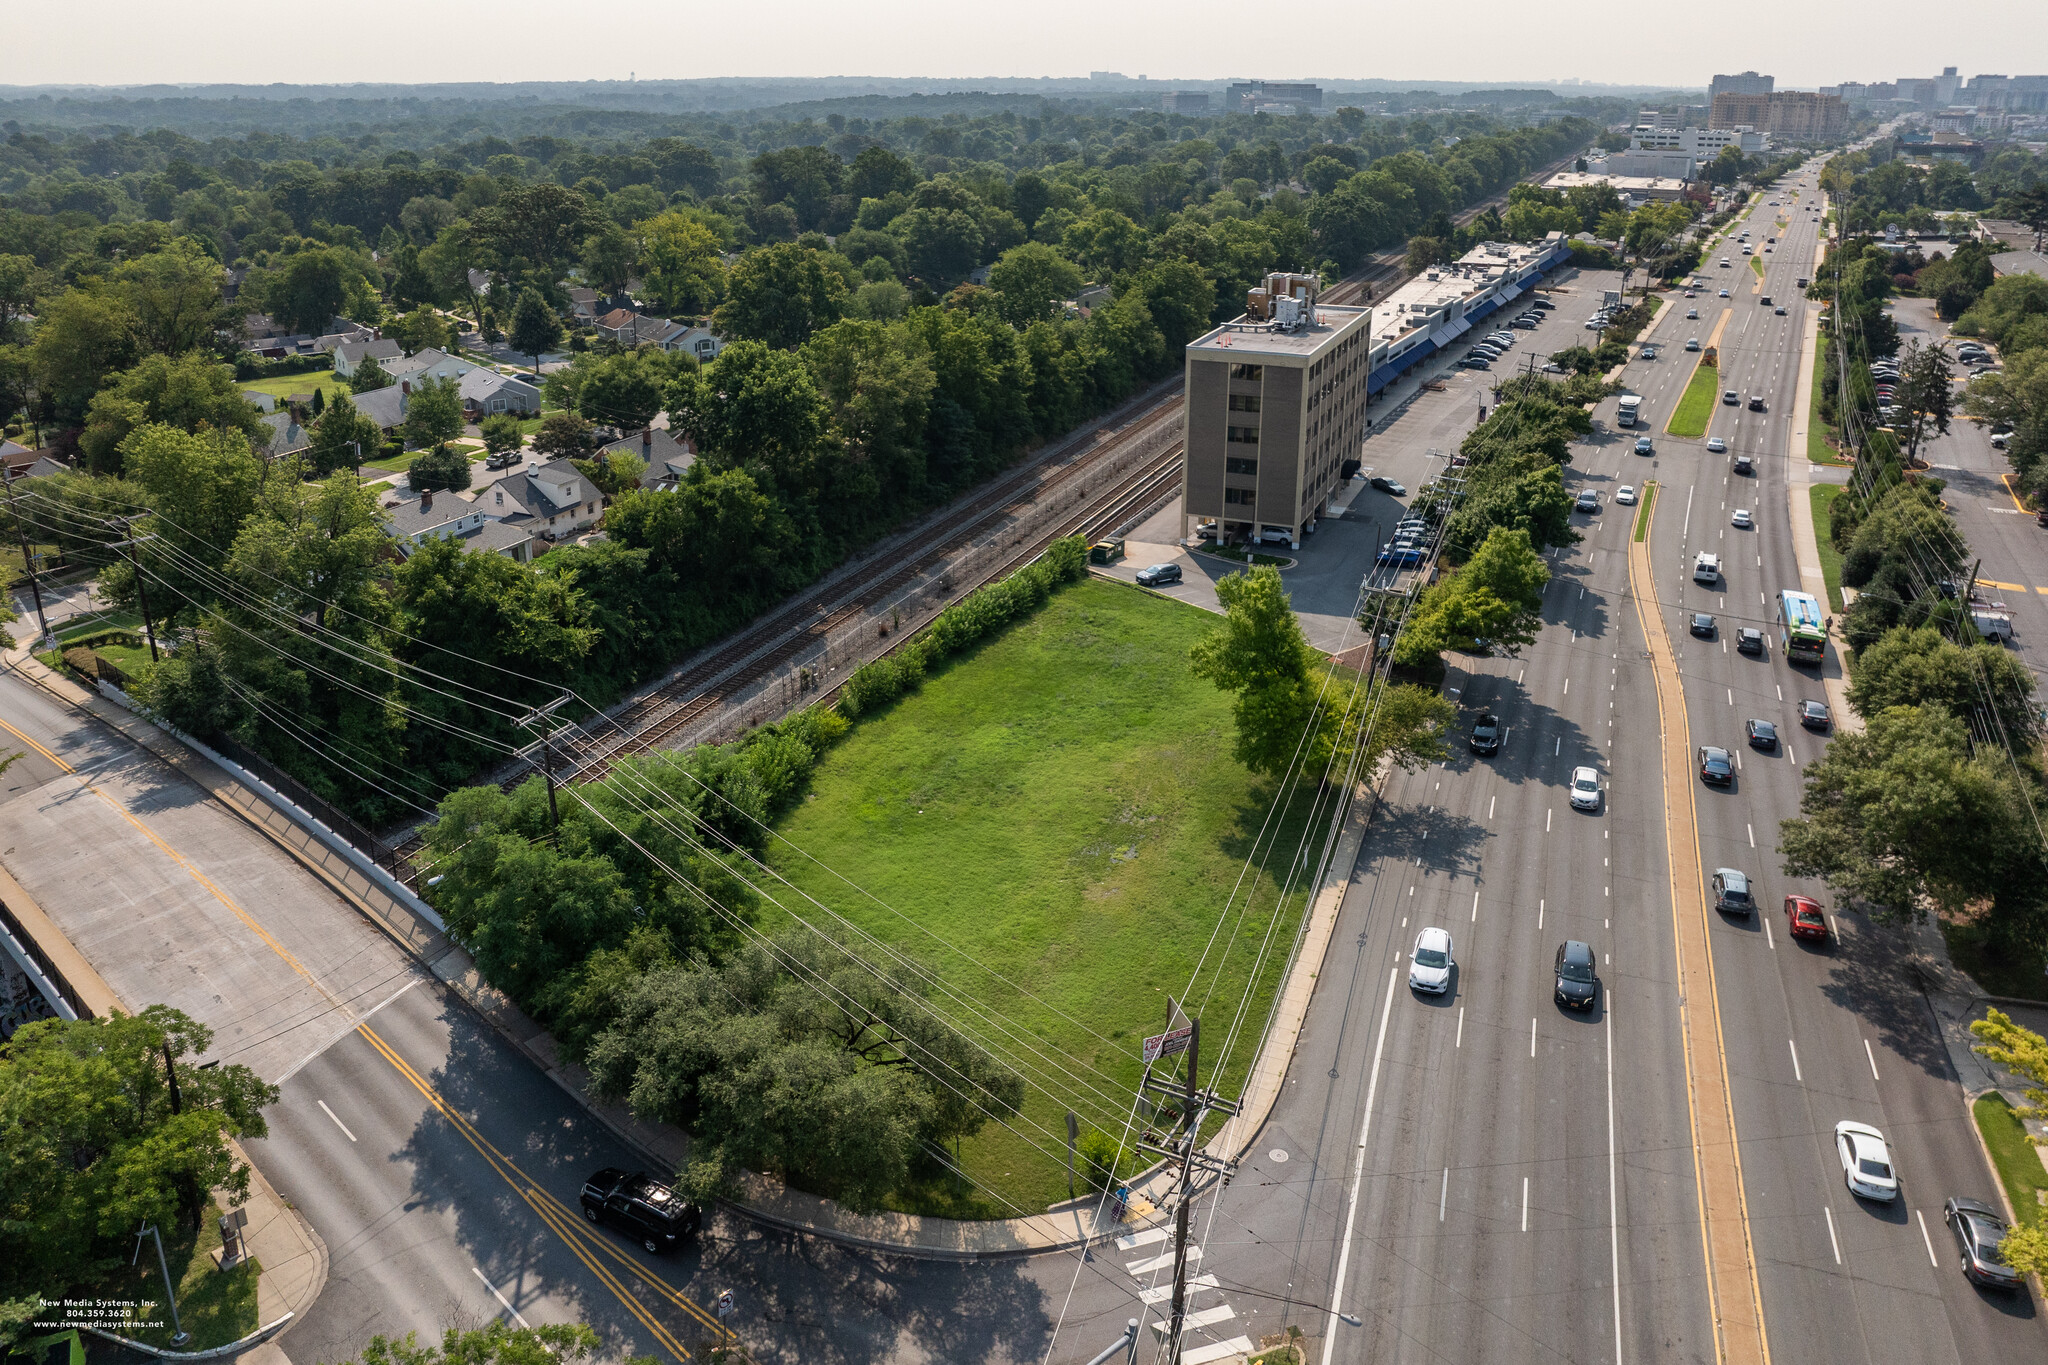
[1825,1206,1842,1264]
[1489,796,1496,821]
[1864,1039,1880,1082]
[1765,916,1775,950]
[277,976,426,1085]
[1539,899,1545,928]
[474,1267,533,1329]
[1748,824,1755,848]
[1473,890,1481,922]
[1321,968,1399,1365]
[1789,1039,1802,1083]
[1523,1177,1530,1232]
[1547,809,1553,832]
[1608,1004,1624,1365]
[1440,1168,1449,1221]
[317,1099,358,1143]
[1531,1017,1538,1057]
[1917,1211,1939,1268]
[1457,1006,1465,1047]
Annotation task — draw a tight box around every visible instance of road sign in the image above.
[1142,1025,1194,1065]
[716,1289,735,1321]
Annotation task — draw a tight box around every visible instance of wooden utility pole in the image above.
[514,691,576,827]
[2,465,50,645]
[104,516,161,662]
[1135,1004,1238,1365]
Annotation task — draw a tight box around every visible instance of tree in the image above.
[1970,1009,2048,1122]
[1779,704,2033,922]
[388,308,451,356]
[848,144,919,202]
[0,253,36,334]
[0,1007,277,1301]
[671,340,828,491]
[1847,625,2037,743]
[573,349,678,430]
[573,447,646,500]
[578,221,636,297]
[894,206,985,285]
[639,211,726,316]
[255,246,360,335]
[113,240,232,357]
[531,411,595,460]
[1965,346,2048,503]
[349,353,393,393]
[986,242,1082,328]
[1188,566,1334,781]
[1895,338,1955,464]
[508,289,563,377]
[479,413,523,457]
[30,286,139,423]
[407,443,472,493]
[713,243,847,351]
[401,375,464,452]
[468,182,597,283]
[331,1324,600,1365]
[77,353,266,475]
[308,391,387,476]
[1395,527,1551,663]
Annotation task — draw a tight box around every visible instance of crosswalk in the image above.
[1116,1227,1255,1363]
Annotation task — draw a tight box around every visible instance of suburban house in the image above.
[351,384,410,433]
[256,411,312,461]
[591,308,727,359]
[240,389,278,412]
[460,370,543,418]
[567,287,603,321]
[2,445,72,480]
[593,307,651,344]
[477,458,606,541]
[657,323,726,361]
[611,428,696,490]
[385,347,480,387]
[383,488,534,562]
[334,338,403,377]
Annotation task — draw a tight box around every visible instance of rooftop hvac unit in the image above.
[1274,295,1303,328]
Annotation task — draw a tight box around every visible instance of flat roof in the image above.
[1186,304,1371,360]
[1544,171,1692,193]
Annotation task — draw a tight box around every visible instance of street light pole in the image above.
[133,1222,189,1346]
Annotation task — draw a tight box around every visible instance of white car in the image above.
[1615,484,1637,505]
[1569,766,1603,811]
[1706,437,1727,453]
[1835,1120,1899,1202]
[1410,927,1454,994]
[1731,509,1753,529]
[1719,288,1731,298]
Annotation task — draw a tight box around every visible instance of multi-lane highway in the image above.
[1040,169,2048,1364]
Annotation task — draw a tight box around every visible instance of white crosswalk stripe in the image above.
[1125,1237,1248,1360]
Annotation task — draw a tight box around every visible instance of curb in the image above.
[83,1316,293,1361]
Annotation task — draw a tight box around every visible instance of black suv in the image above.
[1468,711,1502,756]
[1554,940,1599,1010]
[580,1168,702,1254]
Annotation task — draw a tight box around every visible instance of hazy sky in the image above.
[14,2,2047,91]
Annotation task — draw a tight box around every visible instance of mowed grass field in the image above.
[1668,360,1721,438]
[765,577,1327,1216]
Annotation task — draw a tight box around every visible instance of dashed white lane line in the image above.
[1865,1039,1881,1082]
[1825,1206,1843,1265]
[1917,1210,1939,1268]
[1789,1038,1802,1083]
[317,1099,358,1143]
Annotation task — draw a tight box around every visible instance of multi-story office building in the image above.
[1160,91,1212,115]
[1709,71,1775,99]
[1225,80,1323,112]
[1710,91,1846,139]
[1631,126,1765,156]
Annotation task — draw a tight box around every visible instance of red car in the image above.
[1786,895,1829,942]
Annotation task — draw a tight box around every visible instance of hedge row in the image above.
[837,536,1089,720]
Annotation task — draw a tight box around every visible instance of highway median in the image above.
[1668,359,1720,438]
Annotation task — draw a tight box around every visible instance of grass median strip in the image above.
[1807,350,1846,465]
[1809,484,1846,614]
[1668,361,1721,438]
[1973,1093,2048,1230]
[1634,480,1657,542]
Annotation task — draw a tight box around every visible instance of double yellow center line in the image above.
[356,1023,736,1358]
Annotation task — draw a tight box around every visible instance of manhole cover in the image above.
[1270,1149,1290,1163]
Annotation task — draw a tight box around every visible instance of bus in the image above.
[1776,589,1827,664]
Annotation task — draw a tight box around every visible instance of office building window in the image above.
[1227,425,1260,445]
[1226,457,1259,475]
[1224,488,1256,505]
[1228,393,1262,412]
[1230,364,1264,381]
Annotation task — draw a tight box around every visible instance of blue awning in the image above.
[1427,324,1460,348]
[1466,296,1500,323]
[1367,364,1397,393]
[1447,316,1473,339]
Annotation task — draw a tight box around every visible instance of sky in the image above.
[12,1,2047,91]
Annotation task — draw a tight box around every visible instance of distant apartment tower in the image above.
[1226,80,1324,112]
[1709,71,1775,99]
[1180,272,1371,549]
[1711,90,1846,139]
[1161,91,1212,115]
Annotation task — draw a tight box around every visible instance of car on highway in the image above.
[1135,562,1183,587]
[1615,485,1637,505]
[1723,389,1740,405]
[1640,345,1657,360]
[1575,489,1599,512]
[1748,395,1767,411]
[1686,337,1701,351]
[1746,718,1778,750]
[1569,766,1603,811]
[1737,627,1766,655]
[1690,612,1716,638]
[1468,711,1502,755]
[1712,868,1756,915]
[1634,436,1654,454]
[580,1168,703,1254]
[1368,476,1407,495]
[1720,258,1731,267]
[1799,699,1833,731]
[1409,926,1455,994]
[1774,305,1787,315]
[1706,436,1727,453]
[1786,894,1828,940]
[1944,1197,2024,1290]
[1835,1121,1899,1203]
[1719,288,1731,297]
[1698,745,1734,785]
[1554,940,1599,1011]
[1687,307,1700,319]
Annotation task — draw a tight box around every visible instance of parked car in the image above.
[1135,562,1183,587]
[1737,627,1766,655]
[1615,485,1637,505]
[1944,1197,2024,1290]
[1409,927,1454,994]
[1712,868,1756,915]
[1835,1121,1899,1202]
[1460,357,1491,370]
[1378,543,1426,566]
[1786,894,1828,940]
[1368,476,1406,495]
[1554,940,1599,1010]
[580,1169,702,1254]
[1746,718,1778,750]
[1698,745,1733,785]
[1512,318,1539,329]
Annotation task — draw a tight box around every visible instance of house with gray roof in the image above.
[607,428,696,491]
[334,338,403,377]
[384,348,480,387]
[461,370,542,418]
[383,488,534,562]
[352,384,410,433]
[257,411,312,460]
[476,458,606,542]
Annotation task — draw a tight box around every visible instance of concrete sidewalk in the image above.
[1782,274,1859,734]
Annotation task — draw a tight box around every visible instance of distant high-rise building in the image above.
[1226,80,1324,112]
[1161,91,1212,115]
[1709,71,1775,99]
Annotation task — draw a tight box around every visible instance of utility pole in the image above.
[3,465,51,646]
[133,1222,189,1346]
[514,691,576,827]
[1135,1004,1238,1365]
[104,516,161,663]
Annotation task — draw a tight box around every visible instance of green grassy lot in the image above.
[239,372,340,401]
[766,578,1327,1216]
[97,1197,260,1349]
[1972,1093,2048,1229]
[1810,484,1847,614]
[1668,361,1721,438]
